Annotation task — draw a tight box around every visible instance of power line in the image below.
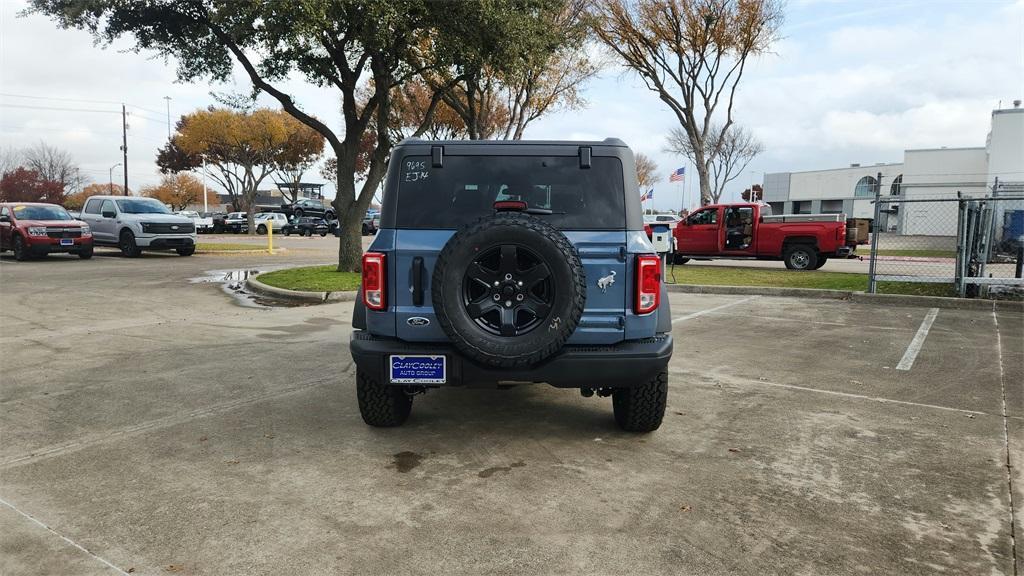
[0,103,122,115]
[0,92,166,117]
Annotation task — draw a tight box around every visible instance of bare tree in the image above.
[592,0,782,205]
[635,152,659,190]
[666,123,763,203]
[22,141,81,194]
[0,145,22,177]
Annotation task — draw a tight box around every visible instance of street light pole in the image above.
[109,163,121,194]
[163,96,172,140]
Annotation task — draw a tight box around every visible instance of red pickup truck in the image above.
[657,203,865,270]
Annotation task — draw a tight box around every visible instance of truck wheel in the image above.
[432,212,586,369]
[672,255,690,265]
[119,230,142,258]
[257,224,267,235]
[612,370,668,432]
[357,368,412,427]
[77,246,94,259]
[177,246,196,256]
[783,245,817,270]
[12,235,29,261]
[811,255,828,270]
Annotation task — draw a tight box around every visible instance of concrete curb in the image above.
[245,274,358,304]
[197,249,287,255]
[665,283,1024,311]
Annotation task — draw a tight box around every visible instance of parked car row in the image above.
[1,196,198,260]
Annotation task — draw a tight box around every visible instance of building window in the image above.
[890,174,903,195]
[854,176,878,198]
[793,201,812,214]
[821,199,844,214]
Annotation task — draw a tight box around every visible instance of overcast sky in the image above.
[1,0,1022,211]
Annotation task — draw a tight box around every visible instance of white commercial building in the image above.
[764,103,1024,236]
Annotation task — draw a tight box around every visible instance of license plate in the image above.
[60,238,74,246]
[389,355,446,384]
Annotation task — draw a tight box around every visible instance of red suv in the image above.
[0,202,94,260]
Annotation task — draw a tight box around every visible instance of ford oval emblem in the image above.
[171,225,179,230]
[407,317,430,327]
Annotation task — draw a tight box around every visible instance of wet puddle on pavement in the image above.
[189,269,312,308]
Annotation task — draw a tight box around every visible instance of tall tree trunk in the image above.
[333,156,362,272]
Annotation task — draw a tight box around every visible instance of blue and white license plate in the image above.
[60,238,74,246]
[390,355,446,384]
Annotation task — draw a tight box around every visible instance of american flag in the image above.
[669,167,685,182]
[640,188,653,201]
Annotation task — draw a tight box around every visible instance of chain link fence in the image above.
[868,182,1024,297]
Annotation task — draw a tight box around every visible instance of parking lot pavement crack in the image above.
[0,495,129,575]
[993,308,1019,576]
[672,368,998,418]
[0,373,342,470]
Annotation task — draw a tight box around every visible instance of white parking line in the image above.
[672,295,759,323]
[896,308,939,371]
[0,496,129,575]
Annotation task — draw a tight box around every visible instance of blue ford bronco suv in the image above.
[350,138,673,432]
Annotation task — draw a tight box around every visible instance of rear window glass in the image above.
[396,155,626,229]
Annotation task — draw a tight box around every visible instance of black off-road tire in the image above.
[432,212,586,369]
[13,235,29,261]
[783,244,817,271]
[811,255,828,270]
[612,370,668,433]
[177,246,196,256]
[119,230,142,258]
[77,246,94,259]
[356,369,412,427]
[319,231,327,237]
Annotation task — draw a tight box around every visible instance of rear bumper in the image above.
[350,331,673,388]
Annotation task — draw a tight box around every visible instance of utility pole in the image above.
[121,104,128,195]
[163,96,172,140]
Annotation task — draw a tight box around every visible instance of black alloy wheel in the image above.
[463,244,553,337]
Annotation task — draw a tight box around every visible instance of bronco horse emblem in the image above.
[597,270,616,293]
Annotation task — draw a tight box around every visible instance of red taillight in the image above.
[635,255,661,315]
[494,200,528,211]
[362,252,386,310]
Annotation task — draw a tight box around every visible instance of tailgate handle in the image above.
[431,146,444,167]
[411,257,425,306]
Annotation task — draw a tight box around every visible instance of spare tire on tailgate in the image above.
[431,212,586,369]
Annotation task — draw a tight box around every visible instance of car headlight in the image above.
[27,226,48,237]
[80,225,91,235]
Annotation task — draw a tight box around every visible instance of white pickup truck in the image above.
[177,211,214,233]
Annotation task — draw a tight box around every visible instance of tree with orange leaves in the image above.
[141,173,218,211]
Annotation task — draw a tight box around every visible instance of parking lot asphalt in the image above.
[1,243,1022,575]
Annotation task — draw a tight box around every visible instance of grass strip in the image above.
[257,265,361,292]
